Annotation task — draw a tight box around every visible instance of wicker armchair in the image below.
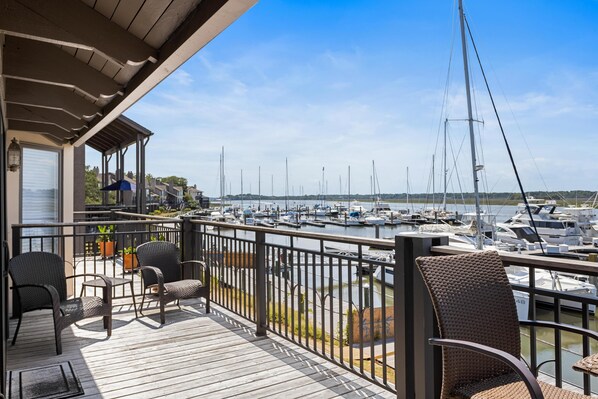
[9,252,112,355]
[136,241,210,324]
[416,250,598,399]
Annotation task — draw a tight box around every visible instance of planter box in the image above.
[99,241,115,258]
[123,253,138,271]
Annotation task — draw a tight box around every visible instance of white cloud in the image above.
[113,35,598,197]
[170,70,193,86]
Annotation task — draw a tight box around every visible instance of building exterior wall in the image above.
[6,130,75,299]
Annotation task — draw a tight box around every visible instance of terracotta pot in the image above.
[123,253,138,270]
[99,241,115,258]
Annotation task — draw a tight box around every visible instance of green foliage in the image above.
[85,165,101,204]
[120,246,136,255]
[96,225,115,242]
[150,233,166,241]
[159,175,188,190]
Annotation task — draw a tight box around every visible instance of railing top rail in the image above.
[432,245,598,275]
[114,211,179,221]
[191,219,395,249]
[74,210,113,215]
[12,218,181,229]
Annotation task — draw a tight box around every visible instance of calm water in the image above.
[223,199,598,389]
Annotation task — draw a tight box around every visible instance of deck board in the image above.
[7,299,394,398]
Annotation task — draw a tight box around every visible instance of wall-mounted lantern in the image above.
[8,138,21,172]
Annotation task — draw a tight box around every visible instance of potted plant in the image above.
[96,225,116,258]
[120,246,138,271]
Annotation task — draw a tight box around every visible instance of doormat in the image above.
[8,361,84,399]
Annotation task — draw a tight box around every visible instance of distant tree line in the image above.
[225,190,597,206]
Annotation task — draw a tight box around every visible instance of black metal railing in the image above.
[190,219,398,391]
[9,215,598,397]
[11,214,181,301]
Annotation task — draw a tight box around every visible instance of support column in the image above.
[135,134,148,214]
[395,233,447,399]
[102,153,110,206]
[1,114,8,397]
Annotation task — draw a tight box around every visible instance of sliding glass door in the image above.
[20,146,61,252]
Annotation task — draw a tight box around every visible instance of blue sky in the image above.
[87,0,598,198]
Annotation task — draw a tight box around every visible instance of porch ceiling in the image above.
[0,0,258,145]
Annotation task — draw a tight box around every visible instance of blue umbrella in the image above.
[101,179,132,191]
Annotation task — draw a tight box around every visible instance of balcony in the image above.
[7,212,598,397]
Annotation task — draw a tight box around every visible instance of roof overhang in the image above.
[86,115,152,155]
[0,0,258,146]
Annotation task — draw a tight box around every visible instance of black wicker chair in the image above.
[9,252,112,355]
[136,241,210,324]
[416,250,598,399]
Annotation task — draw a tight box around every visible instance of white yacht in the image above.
[364,214,385,225]
[495,222,547,250]
[373,263,530,320]
[506,265,597,313]
[505,203,584,246]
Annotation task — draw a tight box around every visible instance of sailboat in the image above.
[364,161,386,225]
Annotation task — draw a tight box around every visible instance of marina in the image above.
[2,0,597,397]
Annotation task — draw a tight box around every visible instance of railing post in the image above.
[181,217,195,278]
[255,230,267,337]
[395,233,447,399]
[11,226,21,319]
[11,225,21,257]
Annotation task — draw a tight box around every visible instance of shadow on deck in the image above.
[7,300,394,398]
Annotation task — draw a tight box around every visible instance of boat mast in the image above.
[406,166,411,212]
[258,166,261,210]
[285,158,289,212]
[220,146,225,215]
[347,165,351,211]
[432,154,435,211]
[322,166,325,207]
[443,119,448,211]
[240,169,244,211]
[459,0,483,250]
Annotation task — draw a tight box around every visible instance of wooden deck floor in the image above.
[7,299,395,398]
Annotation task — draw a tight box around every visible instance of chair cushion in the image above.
[573,353,598,376]
[60,297,107,321]
[163,280,205,300]
[454,373,591,399]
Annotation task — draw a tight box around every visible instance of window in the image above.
[20,146,61,252]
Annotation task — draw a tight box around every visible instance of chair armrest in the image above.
[67,273,111,281]
[180,260,211,282]
[141,266,165,294]
[12,283,61,317]
[520,320,598,342]
[429,338,544,399]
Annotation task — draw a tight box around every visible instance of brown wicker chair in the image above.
[416,250,598,399]
[9,252,112,355]
[136,241,210,324]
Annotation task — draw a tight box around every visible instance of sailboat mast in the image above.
[432,154,435,210]
[347,165,351,211]
[406,166,411,212]
[322,166,325,207]
[459,0,483,250]
[220,146,225,214]
[240,169,244,211]
[285,158,289,211]
[443,119,448,211]
[258,166,261,210]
